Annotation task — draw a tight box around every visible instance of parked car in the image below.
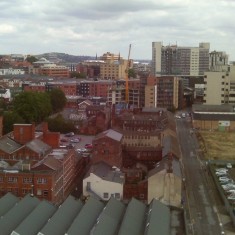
[216,168,228,172]
[227,163,232,169]
[85,143,93,149]
[216,171,227,176]
[70,138,80,143]
[65,132,75,137]
[60,138,68,142]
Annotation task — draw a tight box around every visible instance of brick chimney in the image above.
[13,123,35,144]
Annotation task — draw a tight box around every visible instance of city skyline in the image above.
[0,0,235,61]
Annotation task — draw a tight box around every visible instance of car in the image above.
[181,113,186,118]
[227,163,232,169]
[175,115,181,119]
[219,176,230,181]
[65,132,75,137]
[60,138,68,142]
[216,168,228,171]
[85,143,93,149]
[70,138,80,143]
[76,148,87,153]
[227,194,235,200]
[216,172,227,176]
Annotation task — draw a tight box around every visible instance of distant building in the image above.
[152,41,210,76]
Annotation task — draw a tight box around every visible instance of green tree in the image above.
[2,111,25,134]
[26,56,38,64]
[13,91,52,123]
[48,88,67,113]
[70,71,86,79]
[128,68,137,78]
[46,114,75,133]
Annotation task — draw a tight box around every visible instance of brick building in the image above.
[92,129,123,169]
[0,123,87,204]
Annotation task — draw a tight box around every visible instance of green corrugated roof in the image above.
[12,200,57,235]
[38,195,83,235]
[66,197,104,235]
[145,199,170,235]
[91,197,126,235]
[118,198,146,235]
[0,192,20,217]
[0,194,40,235]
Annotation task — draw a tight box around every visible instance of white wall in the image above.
[83,173,123,201]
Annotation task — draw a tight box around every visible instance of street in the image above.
[176,116,224,235]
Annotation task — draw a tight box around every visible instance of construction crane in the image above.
[125,44,131,104]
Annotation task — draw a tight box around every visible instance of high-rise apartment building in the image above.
[152,42,210,76]
[209,50,229,71]
[203,65,235,105]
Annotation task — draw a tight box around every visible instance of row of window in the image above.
[0,187,49,197]
[0,177,48,184]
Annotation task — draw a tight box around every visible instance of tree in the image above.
[128,68,137,78]
[26,56,38,64]
[70,71,86,79]
[48,88,67,113]
[13,91,52,123]
[2,111,25,134]
[46,114,75,133]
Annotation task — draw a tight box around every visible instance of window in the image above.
[23,177,33,184]
[103,192,109,199]
[0,177,3,182]
[37,178,47,184]
[8,177,18,183]
[43,190,49,197]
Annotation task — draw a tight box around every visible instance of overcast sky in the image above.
[0,0,234,61]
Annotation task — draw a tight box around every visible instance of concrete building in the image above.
[209,50,229,71]
[152,41,210,76]
[99,52,131,80]
[203,65,235,105]
[145,76,183,110]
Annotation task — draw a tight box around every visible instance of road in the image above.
[176,116,224,235]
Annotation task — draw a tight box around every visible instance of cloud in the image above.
[0,0,234,60]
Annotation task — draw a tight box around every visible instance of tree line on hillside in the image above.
[1,89,76,135]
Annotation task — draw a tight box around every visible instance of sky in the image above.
[0,0,235,61]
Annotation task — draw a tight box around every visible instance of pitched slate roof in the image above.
[145,199,170,235]
[95,129,123,142]
[12,200,57,235]
[26,139,51,155]
[90,197,126,235]
[65,197,104,235]
[0,136,22,154]
[0,193,20,217]
[0,194,174,234]
[0,194,40,235]
[38,196,83,235]
[85,161,125,184]
[118,198,146,235]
